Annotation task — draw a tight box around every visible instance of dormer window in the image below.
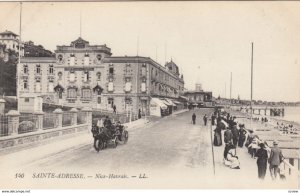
[58,54,63,62]
[97,54,102,61]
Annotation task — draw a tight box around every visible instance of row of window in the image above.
[23,64,54,74]
[57,54,102,65]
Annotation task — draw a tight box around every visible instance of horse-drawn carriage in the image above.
[91,121,129,152]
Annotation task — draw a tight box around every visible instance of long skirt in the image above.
[238,136,246,147]
[214,132,222,146]
[257,160,267,179]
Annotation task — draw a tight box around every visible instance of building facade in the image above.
[0,30,24,56]
[18,37,184,115]
[184,84,213,107]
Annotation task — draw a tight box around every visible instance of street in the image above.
[0,109,216,188]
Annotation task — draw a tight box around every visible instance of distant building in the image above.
[0,30,24,56]
[18,37,185,115]
[0,44,9,62]
[24,41,54,57]
[184,84,212,107]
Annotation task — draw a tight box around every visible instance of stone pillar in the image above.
[34,111,44,131]
[53,108,63,128]
[0,98,5,115]
[82,107,92,127]
[70,108,78,125]
[264,109,267,115]
[258,109,261,115]
[6,110,20,135]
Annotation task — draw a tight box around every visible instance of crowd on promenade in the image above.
[209,109,286,181]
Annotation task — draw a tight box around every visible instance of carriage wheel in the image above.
[97,139,104,151]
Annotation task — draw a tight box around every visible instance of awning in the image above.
[172,100,183,105]
[165,98,176,106]
[161,99,172,106]
[151,98,168,110]
[179,96,188,101]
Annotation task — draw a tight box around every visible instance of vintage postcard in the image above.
[0,1,299,190]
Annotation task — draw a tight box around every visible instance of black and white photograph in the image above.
[0,1,299,190]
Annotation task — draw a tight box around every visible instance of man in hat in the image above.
[255,143,268,179]
[269,140,284,180]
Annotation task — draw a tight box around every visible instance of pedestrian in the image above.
[138,109,141,119]
[213,124,222,146]
[203,114,208,126]
[255,143,268,180]
[269,141,284,180]
[231,123,239,147]
[211,114,216,126]
[238,124,247,147]
[223,126,233,160]
[113,105,117,114]
[192,113,196,125]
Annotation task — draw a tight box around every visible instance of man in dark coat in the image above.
[223,127,233,159]
[255,143,268,180]
[238,124,247,147]
[203,114,208,126]
[269,141,284,180]
[192,113,196,125]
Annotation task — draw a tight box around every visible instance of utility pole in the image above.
[250,42,254,131]
[230,72,232,107]
[17,2,22,100]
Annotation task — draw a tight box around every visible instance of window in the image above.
[97,54,102,61]
[58,72,62,80]
[109,67,114,74]
[24,98,29,102]
[108,98,114,108]
[96,72,101,81]
[36,65,41,74]
[23,80,28,89]
[58,92,62,99]
[67,88,77,99]
[58,54,63,62]
[49,82,54,92]
[36,83,41,92]
[23,65,28,74]
[69,72,75,82]
[108,82,114,92]
[84,54,89,66]
[83,71,89,82]
[70,54,75,66]
[97,97,101,104]
[82,89,91,99]
[49,65,54,74]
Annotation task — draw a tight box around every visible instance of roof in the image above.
[71,37,89,45]
[0,30,18,36]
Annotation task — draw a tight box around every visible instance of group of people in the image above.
[213,113,247,148]
[276,122,298,135]
[212,110,285,180]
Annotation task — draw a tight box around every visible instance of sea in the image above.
[279,106,300,125]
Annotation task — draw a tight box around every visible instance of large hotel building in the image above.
[18,37,185,115]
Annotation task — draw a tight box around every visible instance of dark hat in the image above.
[259,143,265,148]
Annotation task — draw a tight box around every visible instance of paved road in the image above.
[0,109,216,188]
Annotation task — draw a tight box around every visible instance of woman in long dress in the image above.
[213,118,223,146]
[238,124,247,147]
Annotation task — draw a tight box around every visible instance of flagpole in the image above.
[250,42,254,131]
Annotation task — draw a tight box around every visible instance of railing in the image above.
[62,112,72,127]
[43,113,57,129]
[0,115,9,137]
[265,145,300,180]
[18,114,38,134]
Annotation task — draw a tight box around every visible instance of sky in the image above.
[0,1,299,102]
